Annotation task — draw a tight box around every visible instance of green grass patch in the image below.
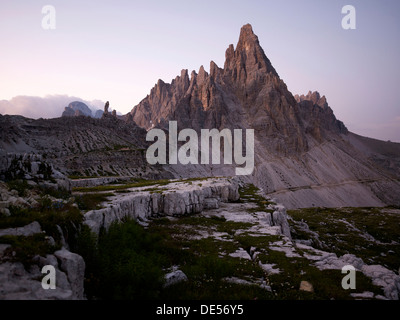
[68,175,101,180]
[72,179,172,193]
[239,184,274,213]
[6,179,31,197]
[257,247,384,300]
[166,215,254,236]
[74,193,114,211]
[1,199,83,248]
[72,177,216,193]
[235,234,282,252]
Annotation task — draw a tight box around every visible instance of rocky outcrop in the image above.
[102,101,118,119]
[164,268,188,288]
[84,178,240,234]
[0,251,85,300]
[0,153,71,191]
[271,204,292,239]
[54,249,85,300]
[104,101,110,115]
[361,264,400,300]
[295,91,348,141]
[0,219,86,300]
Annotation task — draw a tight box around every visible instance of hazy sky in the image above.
[0,0,399,141]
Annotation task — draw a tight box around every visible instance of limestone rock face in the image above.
[129,24,352,158]
[84,178,240,234]
[130,24,308,156]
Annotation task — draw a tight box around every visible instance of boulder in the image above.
[0,248,86,300]
[272,205,292,240]
[299,280,314,293]
[54,249,86,300]
[164,270,188,287]
[361,265,400,300]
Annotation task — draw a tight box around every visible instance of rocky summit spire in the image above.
[236,23,259,52]
[130,23,347,156]
[224,24,278,79]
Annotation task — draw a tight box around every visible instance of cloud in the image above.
[0,95,105,119]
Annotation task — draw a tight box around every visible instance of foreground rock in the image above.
[0,249,85,300]
[164,269,188,288]
[84,177,240,234]
[0,218,86,300]
[54,249,86,300]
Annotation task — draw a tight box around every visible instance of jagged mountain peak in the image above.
[236,23,258,50]
[61,101,106,119]
[62,101,92,118]
[295,91,328,108]
[130,24,345,152]
[197,65,208,85]
[224,24,278,79]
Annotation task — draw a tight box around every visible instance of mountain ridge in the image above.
[127,23,400,208]
[0,24,398,208]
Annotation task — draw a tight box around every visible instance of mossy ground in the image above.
[74,183,391,300]
[288,206,400,273]
[1,178,396,300]
[79,183,385,300]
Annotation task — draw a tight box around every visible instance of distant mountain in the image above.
[62,101,93,117]
[62,101,103,118]
[93,109,104,118]
[128,24,400,208]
